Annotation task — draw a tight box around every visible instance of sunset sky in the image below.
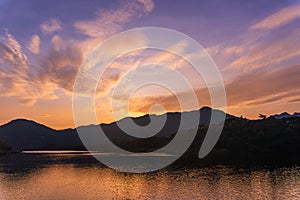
[0,0,299,129]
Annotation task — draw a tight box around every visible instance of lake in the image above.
[0,151,300,199]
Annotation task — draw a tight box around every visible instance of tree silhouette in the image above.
[258,114,266,120]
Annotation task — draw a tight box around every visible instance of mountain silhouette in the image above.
[0,119,82,151]
[0,107,234,151]
[271,112,300,119]
[1,108,300,167]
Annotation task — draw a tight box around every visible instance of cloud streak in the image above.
[289,98,300,103]
[74,0,154,38]
[251,4,300,30]
[123,64,300,119]
[0,31,39,105]
[228,29,300,71]
[0,31,76,105]
[246,90,300,106]
[226,64,300,106]
[26,34,40,54]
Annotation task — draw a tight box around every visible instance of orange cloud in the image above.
[225,64,300,107]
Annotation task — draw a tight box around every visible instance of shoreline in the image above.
[2,149,300,170]
[0,150,19,154]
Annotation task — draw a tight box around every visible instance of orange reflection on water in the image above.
[1,164,300,199]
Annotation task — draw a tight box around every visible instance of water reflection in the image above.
[1,153,300,199]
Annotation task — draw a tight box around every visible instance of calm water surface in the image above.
[0,152,300,199]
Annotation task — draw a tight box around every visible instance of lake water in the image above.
[1,151,300,199]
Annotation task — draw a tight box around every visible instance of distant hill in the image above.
[271,112,300,119]
[1,107,299,153]
[0,107,233,151]
[0,119,82,151]
[1,108,300,167]
[294,112,300,118]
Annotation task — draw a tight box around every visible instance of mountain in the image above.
[1,108,300,167]
[272,112,291,119]
[271,112,300,119]
[106,106,234,139]
[293,112,300,117]
[0,107,234,151]
[0,119,82,151]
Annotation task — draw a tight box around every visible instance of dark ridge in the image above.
[1,118,56,131]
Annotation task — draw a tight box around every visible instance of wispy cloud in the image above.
[0,1,155,108]
[40,18,62,35]
[74,0,154,38]
[228,29,300,71]
[289,98,300,103]
[123,64,300,117]
[226,64,300,106]
[0,30,29,76]
[37,37,82,92]
[0,31,65,105]
[209,12,300,74]
[137,0,155,13]
[0,31,38,105]
[251,4,300,30]
[26,34,40,54]
[126,87,210,115]
[247,90,300,106]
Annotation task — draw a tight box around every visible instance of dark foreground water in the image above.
[1,152,300,200]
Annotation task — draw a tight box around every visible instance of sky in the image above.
[0,0,299,129]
